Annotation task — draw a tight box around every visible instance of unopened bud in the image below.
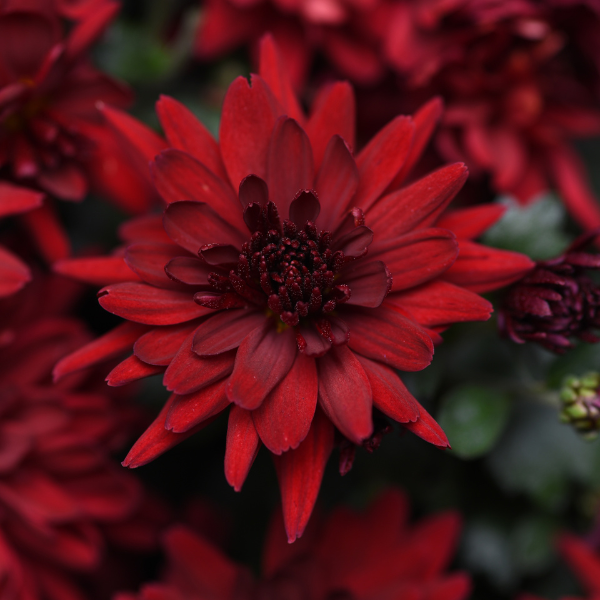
[559,372,600,438]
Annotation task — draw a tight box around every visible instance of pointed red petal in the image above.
[165,379,230,433]
[267,117,314,219]
[54,256,138,286]
[64,1,119,60]
[220,74,282,191]
[436,204,506,240]
[345,306,433,371]
[0,182,44,217]
[356,355,420,423]
[317,345,372,443]
[134,321,199,366]
[0,246,30,297]
[106,354,163,386]
[253,353,318,454]
[53,322,148,382]
[225,405,260,492]
[226,323,297,410]
[273,408,334,543]
[403,403,449,448]
[156,95,229,182]
[306,82,355,170]
[98,282,210,325]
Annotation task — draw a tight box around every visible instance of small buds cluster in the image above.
[559,373,600,439]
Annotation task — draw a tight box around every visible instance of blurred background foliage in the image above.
[76,1,600,598]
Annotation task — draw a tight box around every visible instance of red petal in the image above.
[403,403,449,448]
[119,214,172,244]
[426,573,472,600]
[226,323,297,410]
[289,189,320,226]
[258,34,304,124]
[54,256,138,286]
[134,321,199,366]
[0,182,44,217]
[252,353,318,454]
[387,281,492,328]
[156,95,229,182]
[165,256,214,286]
[354,116,414,212]
[53,322,148,382]
[193,309,265,355]
[345,306,433,371]
[267,117,314,219]
[317,345,372,443]
[64,1,118,60]
[367,163,468,238]
[436,204,506,240]
[225,405,260,492]
[340,260,391,308]
[305,82,355,170]
[298,321,332,357]
[39,162,87,201]
[332,225,373,258]
[315,136,359,231]
[558,534,600,595]
[370,228,458,291]
[125,243,187,289]
[164,330,235,395]
[166,379,230,433]
[123,395,216,468]
[443,240,534,294]
[0,246,30,297]
[220,74,282,190]
[20,202,70,262]
[163,200,245,255]
[273,408,334,542]
[239,174,269,208]
[106,354,163,386]
[98,282,211,325]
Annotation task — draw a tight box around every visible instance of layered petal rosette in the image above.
[116,489,471,600]
[55,36,533,541]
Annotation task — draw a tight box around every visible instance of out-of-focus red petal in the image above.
[165,379,230,433]
[403,403,449,448]
[306,82,356,170]
[345,305,434,371]
[38,163,87,201]
[253,353,318,454]
[436,204,506,240]
[220,74,282,190]
[192,309,264,355]
[54,256,138,286]
[558,534,600,596]
[106,354,163,386]
[425,573,472,600]
[156,95,229,183]
[340,260,391,308]
[354,116,414,212]
[20,202,71,263]
[226,323,297,410]
[0,246,30,298]
[266,117,314,219]
[0,182,44,217]
[273,408,334,543]
[120,214,172,245]
[225,405,260,492]
[64,0,118,60]
[53,322,148,382]
[125,243,187,289]
[134,321,199,366]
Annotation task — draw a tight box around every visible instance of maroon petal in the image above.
[125,243,187,289]
[123,395,216,468]
[156,95,229,183]
[163,201,245,255]
[199,244,241,267]
[332,225,373,258]
[273,408,334,543]
[106,355,163,386]
[220,74,282,190]
[20,202,70,263]
[367,163,468,238]
[193,309,265,355]
[317,345,373,444]
[356,356,420,424]
[436,204,506,240]
[354,116,414,212]
[252,353,318,454]
[0,246,30,298]
[152,149,240,217]
[165,256,215,287]
[165,379,230,433]
[225,405,261,492]
[239,174,269,209]
[38,163,87,201]
[226,324,297,410]
[305,82,355,170]
[315,135,359,231]
[267,117,314,219]
[297,321,332,357]
[345,306,434,371]
[289,190,320,227]
[164,330,235,395]
[0,182,44,218]
[370,228,458,291]
[98,282,211,325]
[134,321,200,366]
[54,256,138,286]
[403,404,449,449]
[340,260,391,308]
[387,281,492,328]
[53,322,148,382]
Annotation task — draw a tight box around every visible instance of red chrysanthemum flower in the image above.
[0,276,164,600]
[116,489,471,600]
[54,36,532,542]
